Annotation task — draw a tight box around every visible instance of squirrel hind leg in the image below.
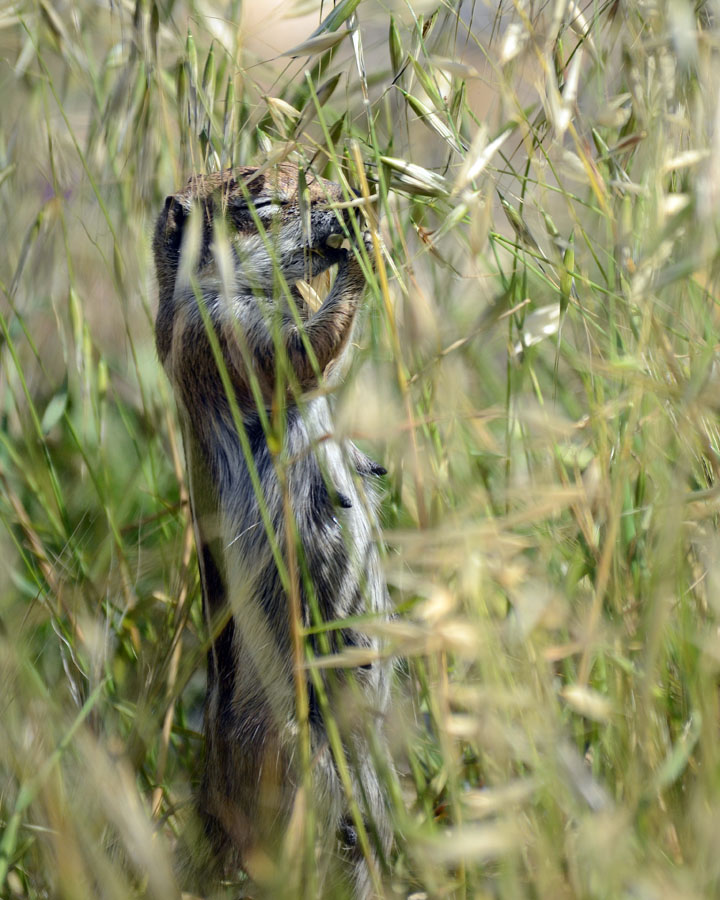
[350,445,387,478]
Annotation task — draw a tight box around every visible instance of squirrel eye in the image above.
[256,198,288,208]
[233,196,288,209]
[252,200,288,217]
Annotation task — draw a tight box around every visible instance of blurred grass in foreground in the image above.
[3,0,720,896]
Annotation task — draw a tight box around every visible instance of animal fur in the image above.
[153,164,391,898]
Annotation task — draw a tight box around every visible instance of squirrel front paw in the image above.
[358,228,377,273]
[360,228,373,255]
[323,227,376,274]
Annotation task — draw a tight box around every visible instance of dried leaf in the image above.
[282,30,350,57]
[400,89,465,154]
[416,822,519,864]
[463,779,538,819]
[305,647,382,669]
[560,685,613,722]
[454,125,514,191]
[305,0,361,38]
[429,55,481,79]
[389,16,403,75]
[513,303,561,355]
[662,149,709,173]
[380,156,449,197]
[501,22,528,64]
[266,96,301,120]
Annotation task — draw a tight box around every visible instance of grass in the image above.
[2,0,720,897]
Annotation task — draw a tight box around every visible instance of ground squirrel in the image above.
[153,164,391,898]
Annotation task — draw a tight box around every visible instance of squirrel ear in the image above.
[163,194,186,221]
[160,196,187,251]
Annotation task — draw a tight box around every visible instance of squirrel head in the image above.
[153,164,359,362]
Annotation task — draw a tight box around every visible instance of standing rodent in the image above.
[153,163,391,898]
